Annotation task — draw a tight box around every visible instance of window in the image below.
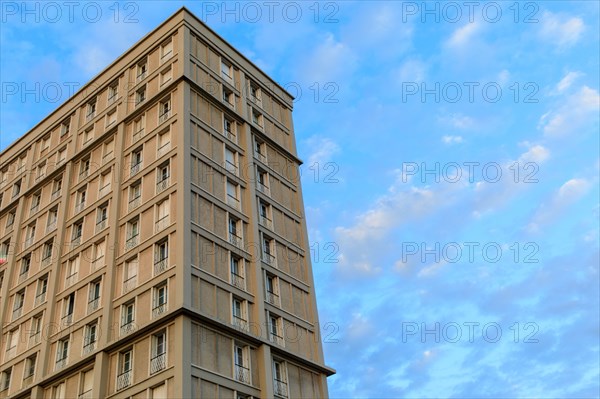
[234,345,250,383]
[151,331,167,374]
[249,81,261,103]
[159,98,171,123]
[137,60,147,82]
[273,360,288,397]
[35,275,48,306]
[92,240,106,270]
[24,354,36,378]
[12,179,21,199]
[86,99,97,121]
[53,382,66,398]
[103,138,115,161]
[57,147,67,165]
[155,199,169,232]
[129,180,142,209]
[83,322,97,354]
[19,254,31,281]
[228,217,242,247]
[88,280,101,313]
[30,315,43,345]
[106,109,117,127]
[24,223,36,248]
[223,86,233,106]
[226,180,239,208]
[12,290,25,319]
[256,168,269,195]
[123,258,138,293]
[262,236,276,266]
[126,218,139,249]
[133,116,145,141]
[36,161,46,181]
[30,192,41,214]
[66,256,79,287]
[154,240,169,275]
[157,129,171,156]
[47,207,58,233]
[16,155,26,173]
[161,39,173,60]
[221,59,233,81]
[117,350,133,390]
[99,170,112,197]
[153,284,167,317]
[83,126,94,144]
[79,158,90,180]
[232,297,247,330]
[230,255,244,290]
[130,148,142,176]
[62,293,75,326]
[5,210,15,230]
[160,67,172,85]
[223,117,236,140]
[136,86,146,105]
[259,201,272,229]
[96,203,109,231]
[42,239,54,264]
[0,368,11,391]
[5,329,18,359]
[252,109,263,127]
[72,220,83,244]
[157,162,170,193]
[60,119,70,138]
[81,370,94,398]
[269,314,284,346]
[225,147,237,175]
[56,338,69,369]
[0,167,6,185]
[108,80,118,103]
[121,302,135,335]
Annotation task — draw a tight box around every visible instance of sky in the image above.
[1,1,599,398]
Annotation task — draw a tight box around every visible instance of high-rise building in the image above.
[0,8,334,398]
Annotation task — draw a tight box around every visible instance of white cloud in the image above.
[446,22,480,48]
[442,135,464,144]
[541,86,600,137]
[394,59,427,83]
[439,113,475,130]
[539,11,585,48]
[555,71,583,93]
[519,144,550,163]
[304,136,340,166]
[299,33,357,83]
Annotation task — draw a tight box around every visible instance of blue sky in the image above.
[1,1,599,397]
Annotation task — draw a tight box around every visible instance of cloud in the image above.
[446,22,480,48]
[442,135,464,144]
[303,136,340,166]
[394,58,427,83]
[554,71,583,93]
[540,86,600,137]
[539,11,585,48]
[439,113,475,130]
[298,33,357,83]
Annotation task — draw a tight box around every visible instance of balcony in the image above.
[130,162,142,177]
[226,194,240,209]
[150,353,167,374]
[232,315,248,331]
[260,215,273,230]
[65,273,78,288]
[12,307,22,321]
[82,341,96,355]
[158,110,171,124]
[99,184,110,198]
[152,303,167,318]
[120,322,135,336]
[256,182,270,196]
[71,235,82,247]
[85,110,95,122]
[154,258,168,275]
[29,332,41,347]
[225,160,238,175]
[266,291,280,307]
[155,216,169,233]
[79,169,89,181]
[61,313,73,327]
[51,189,61,201]
[30,204,39,215]
[75,201,85,214]
[125,234,139,251]
[22,374,33,387]
[235,364,250,384]
[157,142,171,157]
[123,276,137,293]
[132,128,144,143]
[46,221,57,234]
[18,271,29,284]
[156,177,170,194]
[255,150,267,164]
[34,292,46,307]
[87,298,99,314]
[96,219,107,233]
[228,233,242,248]
[128,196,141,211]
[55,357,67,371]
[224,130,237,143]
[231,273,245,290]
[78,390,93,399]
[41,256,52,268]
[24,236,34,248]
[262,252,276,267]
[91,256,104,272]
[274,379,288,397]
[270,332,285,346]
[116,370,132,390]
[137,70,147,82]
[5,346,16,361]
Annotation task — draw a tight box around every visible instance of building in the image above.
[0,7,334,398]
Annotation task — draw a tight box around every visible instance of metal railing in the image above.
[46,221,57,233]
[156,177,170,193]
[65,273,78,288]
[157,142,171,157]
[123,276,137,293]
[96,219,107,232]
[87,298,99,314]
[125,234,139,250]
[229,233,242,248]
[232,316,248,331]
[154,258,168,275]
[34,292,46,307]
[231,273,245,290]
[116,370,132,390]
[256,182,270,196]
[235,364,250,384]
[158,110,171,124]
[120,321,135,336]
[128,196,141,211]
[150,353,166,374]
[12,307,22,320]
[270,332,285,346]
[260,215,273,230]
[82,341,96,355]
[152,303,167,318]
[262,252,276,267]
[61,313,73,327]
[99,184,110,197]
[266,291,279,306]
[155,216,169,233]
[55,357,67,371]
[274,379,288,397]
[130,162,142,177]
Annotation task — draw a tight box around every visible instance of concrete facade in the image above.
[0,8,334,398]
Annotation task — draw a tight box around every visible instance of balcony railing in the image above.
[157,142,171,157]
[120,321,135,336]
[24,236,34,248]
[51,189,61,201]
[30,204,39,215]
[87,298,99,314]
[152,303,167,318]
[99,184,110,198]
[262,252,276,267]
[130,162,142,177]
[150,353,166,374]
[71,235,82,247]
[41,256,52,268]
[82,341,96,355]
[5,346,16,361]
[266,291,279,306]
[55,357,67,371]
[116,370,132,390]
[154,258,168,275]
[123,276,137,293]
[12,307,22,320]
[125,234,139,250]
[137,70,147,82]
[270,332,285,346]
[256,182,270,196]
[75,201,85,213]
[226,194,240,209]
[260,215,273,230]
[274,379,288,397]
[18,271,29,284]
[65,273,78,288]
[96,219,107,232]
[155,216,169,233]
[158,110,171,124]
[231,273,245,290]
[235,364,250,384]
[224,130,237,143]
[229,233,242,248]
[29,332,41,347]
[232,316,248,331]
[61,313,73,327]
[46,221,57,233]
[132,128,144,143]
[78,389,93,399]
[91,256,104,272]
[128,196,141,210]
[156,177,169,194]
[225,160,238,175]
[34,292,46,307]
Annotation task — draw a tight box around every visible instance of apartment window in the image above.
[157,129,171,157]
[30,192,41,214]
[259,201,272,229]
[108,80,119,103]
[117,350,133,390]
[35,275,48,306]
[42,239,54,265]
[99,169,112,197]
[232,297,247,330]
[5,328,18,359]
[88,280,101,313]
[160,67,172,85]
[125,218,139,249]
[228,217,242,247]
[53,382,66,398]
[57,147,67,165]
[83,127,94,144]
[155,199,169,232]
[226,180,240,209]
[262,236,276,266]
[103,138,115,161]
[62,293,75,326]
[36,161,47,180]
[60,119,70,138]
[223,117,236,140]
[52,178,63,200]
[83,322,98,354]
[234,345,250,383]
[249,81,261,103]
[225,147,238,175]
[79,158,90,179]
[96,203,109,231]
[0,167,6,185]
[24,354,37,379]
[269,314,284,346]
[133,116,145,141]
[30,315,42,346]
[129,180,142,209]
[18,255,31,283]
[86,99,97,121]
[123,258,138,293]
[121,303,135,335]
[273,360,288,397]
[154,240,169,275]
[136,86,146,105]
[157,162,170,193]
[256,168,270,195]
[265,273,279,305]
[92,240,106,270]
[12,290,25,320]
[24,223,36,248]
[12,180,21,199]
[5,210,15,230]
[152,284,167,317]
[151,331,167,374]
[46,207,58,233]
[230,255,244,290]
[0,368,11,391]
[221,59,233,81]
[72,220,83,245]
[130,148,142,176]
[66,256,80,287]
[161,39,173,60]
[252,109,263,127]
[137,60,147,82]
[106,109,117,127]
[159,98,171,123]
[223,86,233,106]
[56,338,69,369]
